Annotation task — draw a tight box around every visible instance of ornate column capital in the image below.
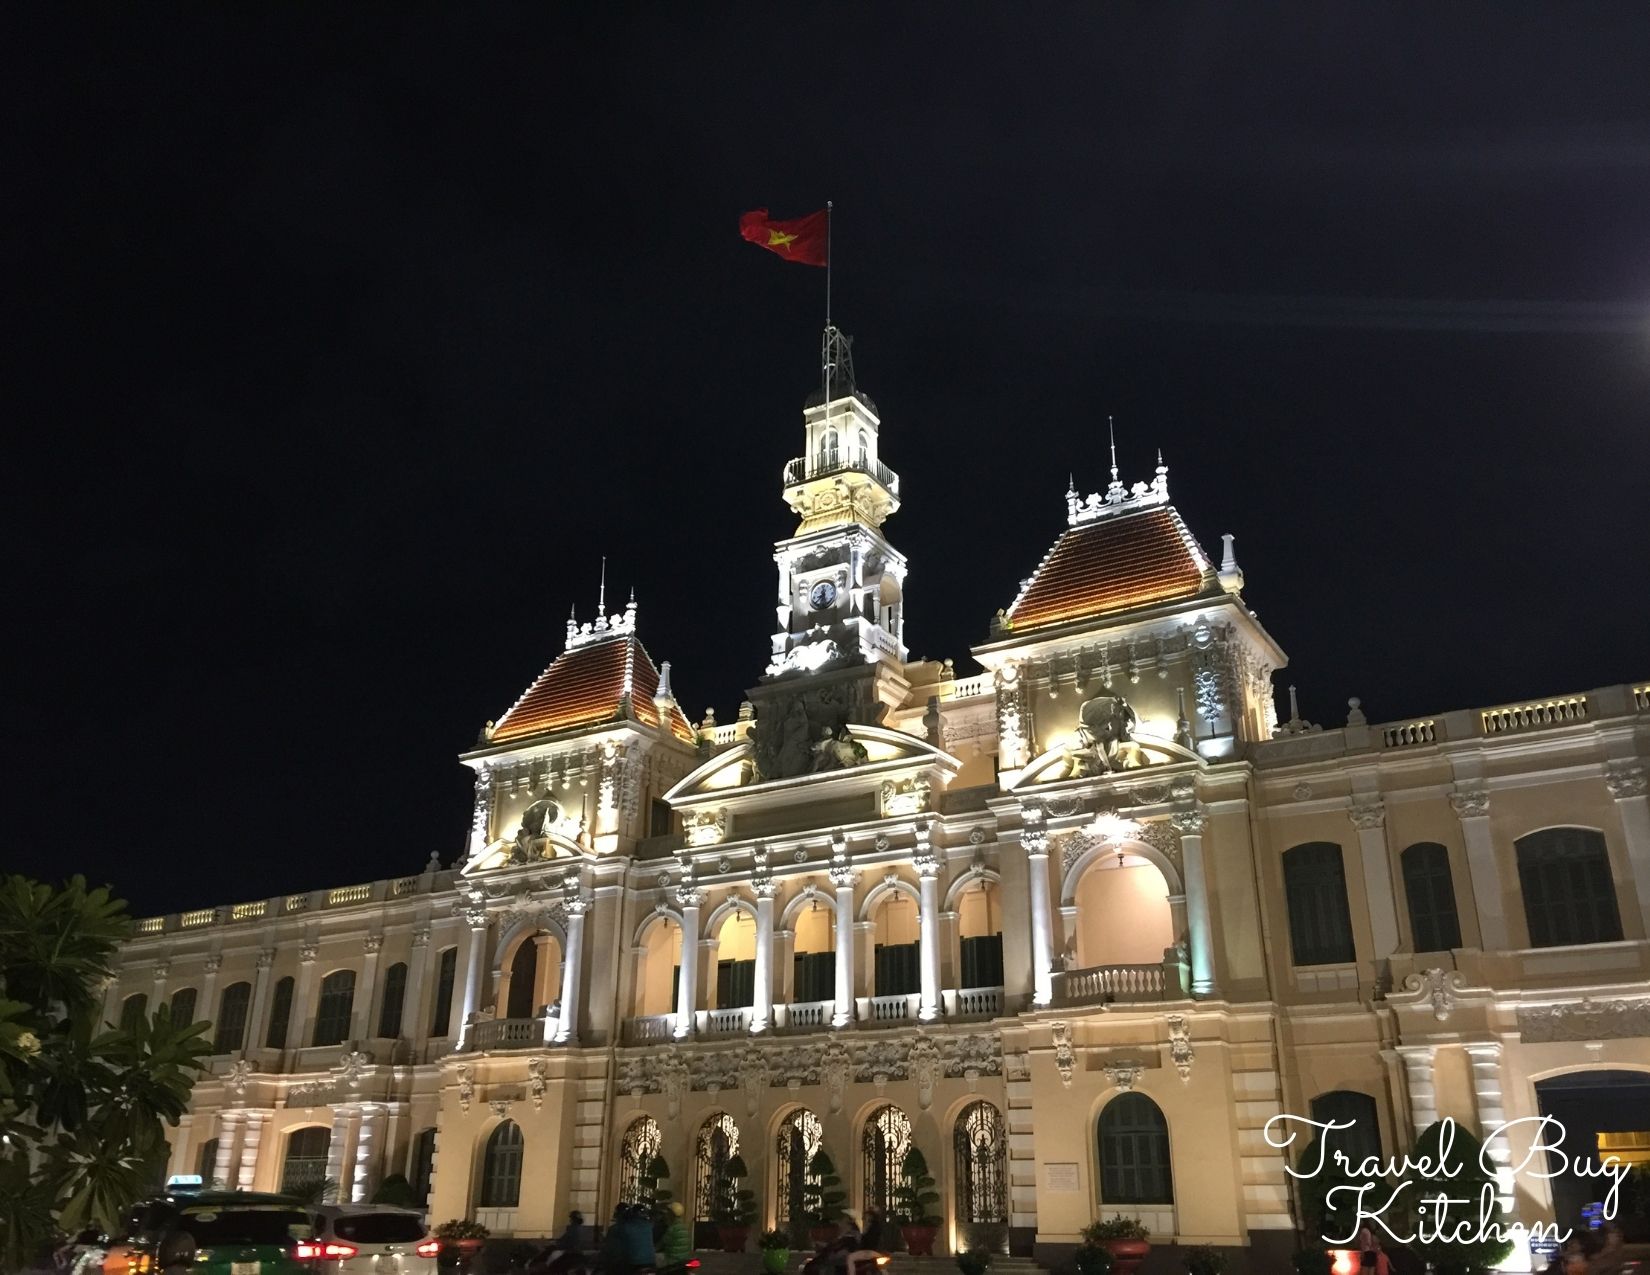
[1449,787,1490,819]
[1348,798,1386,831]
[563,892,591,918]
[411,927,430,948]
[298,944,319,964]
[257,948,277,970]
[827,863,856,889]
[1605,761,1648,800]
[362,934,384,955]
[1170,808,1209,836]
[675,884,705,910]
[204,954,224,974]
[752,878,780,900]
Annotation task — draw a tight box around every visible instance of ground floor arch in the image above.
[1534,1068,1650,1237]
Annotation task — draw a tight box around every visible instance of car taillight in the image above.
[294,1242,359,1261]
[415,1241,442,1258]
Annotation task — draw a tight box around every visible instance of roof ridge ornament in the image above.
[1068,449,1172,525]
[566,577,639,651]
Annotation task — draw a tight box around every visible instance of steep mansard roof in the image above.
[490,633,695,745]
[1004,504,1218,634]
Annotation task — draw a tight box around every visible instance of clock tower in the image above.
[767,327,908,680]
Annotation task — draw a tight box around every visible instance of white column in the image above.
[1023,816,1055,1007]
[917,863,942,1022]
[1606,763,1650,935]
[555,897,589,1044]
[751,884,777,1033]
[237,1111,267,1191]
[1349,798,1401,958]
[1172,809,1219,997]
[458,903,490,1035]
[831,868,856,1027]
[202,955,223,1033]
[355,935,384,1042]
[213,1111,243,1189]
[151,959,171,1012]
[324,1107,355,1187]
[674,889,703,1038]
[402,930,431,1048]
[1398,1046,1439,1137]
[352,1104,382,1203]
[1467,1045,1514,1203]
[245,949,276,1056]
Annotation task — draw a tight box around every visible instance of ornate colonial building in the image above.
[113,335,1650,1271]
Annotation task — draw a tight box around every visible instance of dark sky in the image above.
[6,6,1649,918]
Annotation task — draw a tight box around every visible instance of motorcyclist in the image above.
[598,1204,654,1274]
[544,1211,588,1275]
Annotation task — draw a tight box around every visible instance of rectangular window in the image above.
[213,983,251,1054]
[377,962,407,1039]
[1402,843,1462,953]
[793,951,835,1003]
[716,959,755,1009]
[430,948,457,1036]
[312,970,356,1047]
[650,799,674,838]
[874,942,919,996]
[960,935,1004,988]
[1283,843,1357,966]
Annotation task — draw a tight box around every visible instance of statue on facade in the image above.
[1074,693,1140,772]
[510,795,562,862]
[810,723,866,773]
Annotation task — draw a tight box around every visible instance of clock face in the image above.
[809,580,838,609]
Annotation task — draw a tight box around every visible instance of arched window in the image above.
[479,1120,524,1207]
[634,917,683,1018]
[824,430,840,465]
[694,1113,740,1224]
[958,881,1004,989]
[1401,843,1462,952]
[856,430,869,465]
[198,1138,220,1185]
[213,982,252,1054]
[1309,1090,1381,1169]
[120,993,148,1030]
[169,987,198,1026]
[266,976,295,1049]
[792,898,836,1005]
[313,970,356,1047]
[1098,1092,1172,1204]
[619,1116,663,1205]
[861,1105,912,1217]
[411,1127,438,1206]
[776,1109,823,1233]
[954,1101,1007,1225]
[506,939,537,1020]
[431,948,458,1036]
[377,962,407,1038]
[714,911,756,1009]
[872,892,920,996]
[1282,843,1356,965]
[281,1126,331,1194]
[1516,828,1623,947]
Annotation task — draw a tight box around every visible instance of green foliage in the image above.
[1401,1122,1513,1275]
[759,1229,792,1252]
[1183,1245,1227,1275]
[0,875,211,1269]
[957,1246,993,1275]
[1292,1134,1376,1246]
[435,1219,491,1240]
[712,1152,758,1226]
[372,1173,418,1207]
[1082,1216,1150,1242]
[892,1146,942,1227]
[285,1177,341,1206]
[1073,1245,1114,1275]
[802,1150,847,1227]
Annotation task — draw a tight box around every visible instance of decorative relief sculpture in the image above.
[1051,1021,1075,1089]
[1348,799,1386,831]
[1074,693,1140,772]
[528,1056,549,1110]
[908,1037,942,1110]
[1104,1059,1144,1092]
[658,1050,691,1118]
[456,1064,474,1113]
[879,776,932,817]
[1605,762,1648,799]
[1449,788,1490,819]
[1401,968,1466,1022]
[684,808,727,848]
[225,1058,254,1101]
[1517,998,1650,1043]
[821,1040,852,1113]
[1166,1015,1193,1083]
[738,1048,770,1116]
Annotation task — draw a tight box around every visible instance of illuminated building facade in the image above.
[112,336,1650,1269]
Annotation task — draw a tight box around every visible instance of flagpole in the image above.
[823,200,834,430]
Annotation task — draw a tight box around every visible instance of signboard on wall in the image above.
[1045,1162,1081,1192]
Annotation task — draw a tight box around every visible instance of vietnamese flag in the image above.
[739,208,828,267]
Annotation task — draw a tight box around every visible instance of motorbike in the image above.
[802,1238,890,1275]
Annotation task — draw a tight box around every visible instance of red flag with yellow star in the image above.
[739,208,828,266]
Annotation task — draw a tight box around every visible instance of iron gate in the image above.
[861,1105,912,1218]
[777,1108,823,1241]
[619,1116,662,1205]
[694,1113,740,1245]
[954,1100,1007,1237]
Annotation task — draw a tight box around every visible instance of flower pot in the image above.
[761,1248,791,1274]
[1100,1239,1149,1275]
[901,1224,938,1257]
[719,1225,752,1254]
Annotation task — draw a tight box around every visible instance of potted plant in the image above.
[1073,1245,1114,1275]
[892,1147,943,1257]
[714,1153,759,1253]
[641,1153,674,1237]
[433,1220,489,1262]
[802,1150,847,1246]
[1183,1246,1227,1275]
[957,1247,993,1275]
[759,1229,792,1275]
[1081,1217,1150,1275]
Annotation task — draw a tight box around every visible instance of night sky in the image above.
[7,7,1649,918]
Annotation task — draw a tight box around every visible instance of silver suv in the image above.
[304,1206,439,1275]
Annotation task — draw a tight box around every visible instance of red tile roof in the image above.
[1005,506,1215,633]
[490,635,695,744]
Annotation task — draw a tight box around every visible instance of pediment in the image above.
[663,724,962,819]
[460,830,589,877]
[1010,729,1202,791]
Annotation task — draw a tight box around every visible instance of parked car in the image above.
[304,1205,441,1275]
[121,1190,316,1275]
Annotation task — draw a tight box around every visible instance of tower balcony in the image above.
[782,451,901,497]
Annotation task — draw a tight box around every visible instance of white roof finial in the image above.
[598,556,607,615]
[656,659,675,702]
[1108,416,1119,485]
